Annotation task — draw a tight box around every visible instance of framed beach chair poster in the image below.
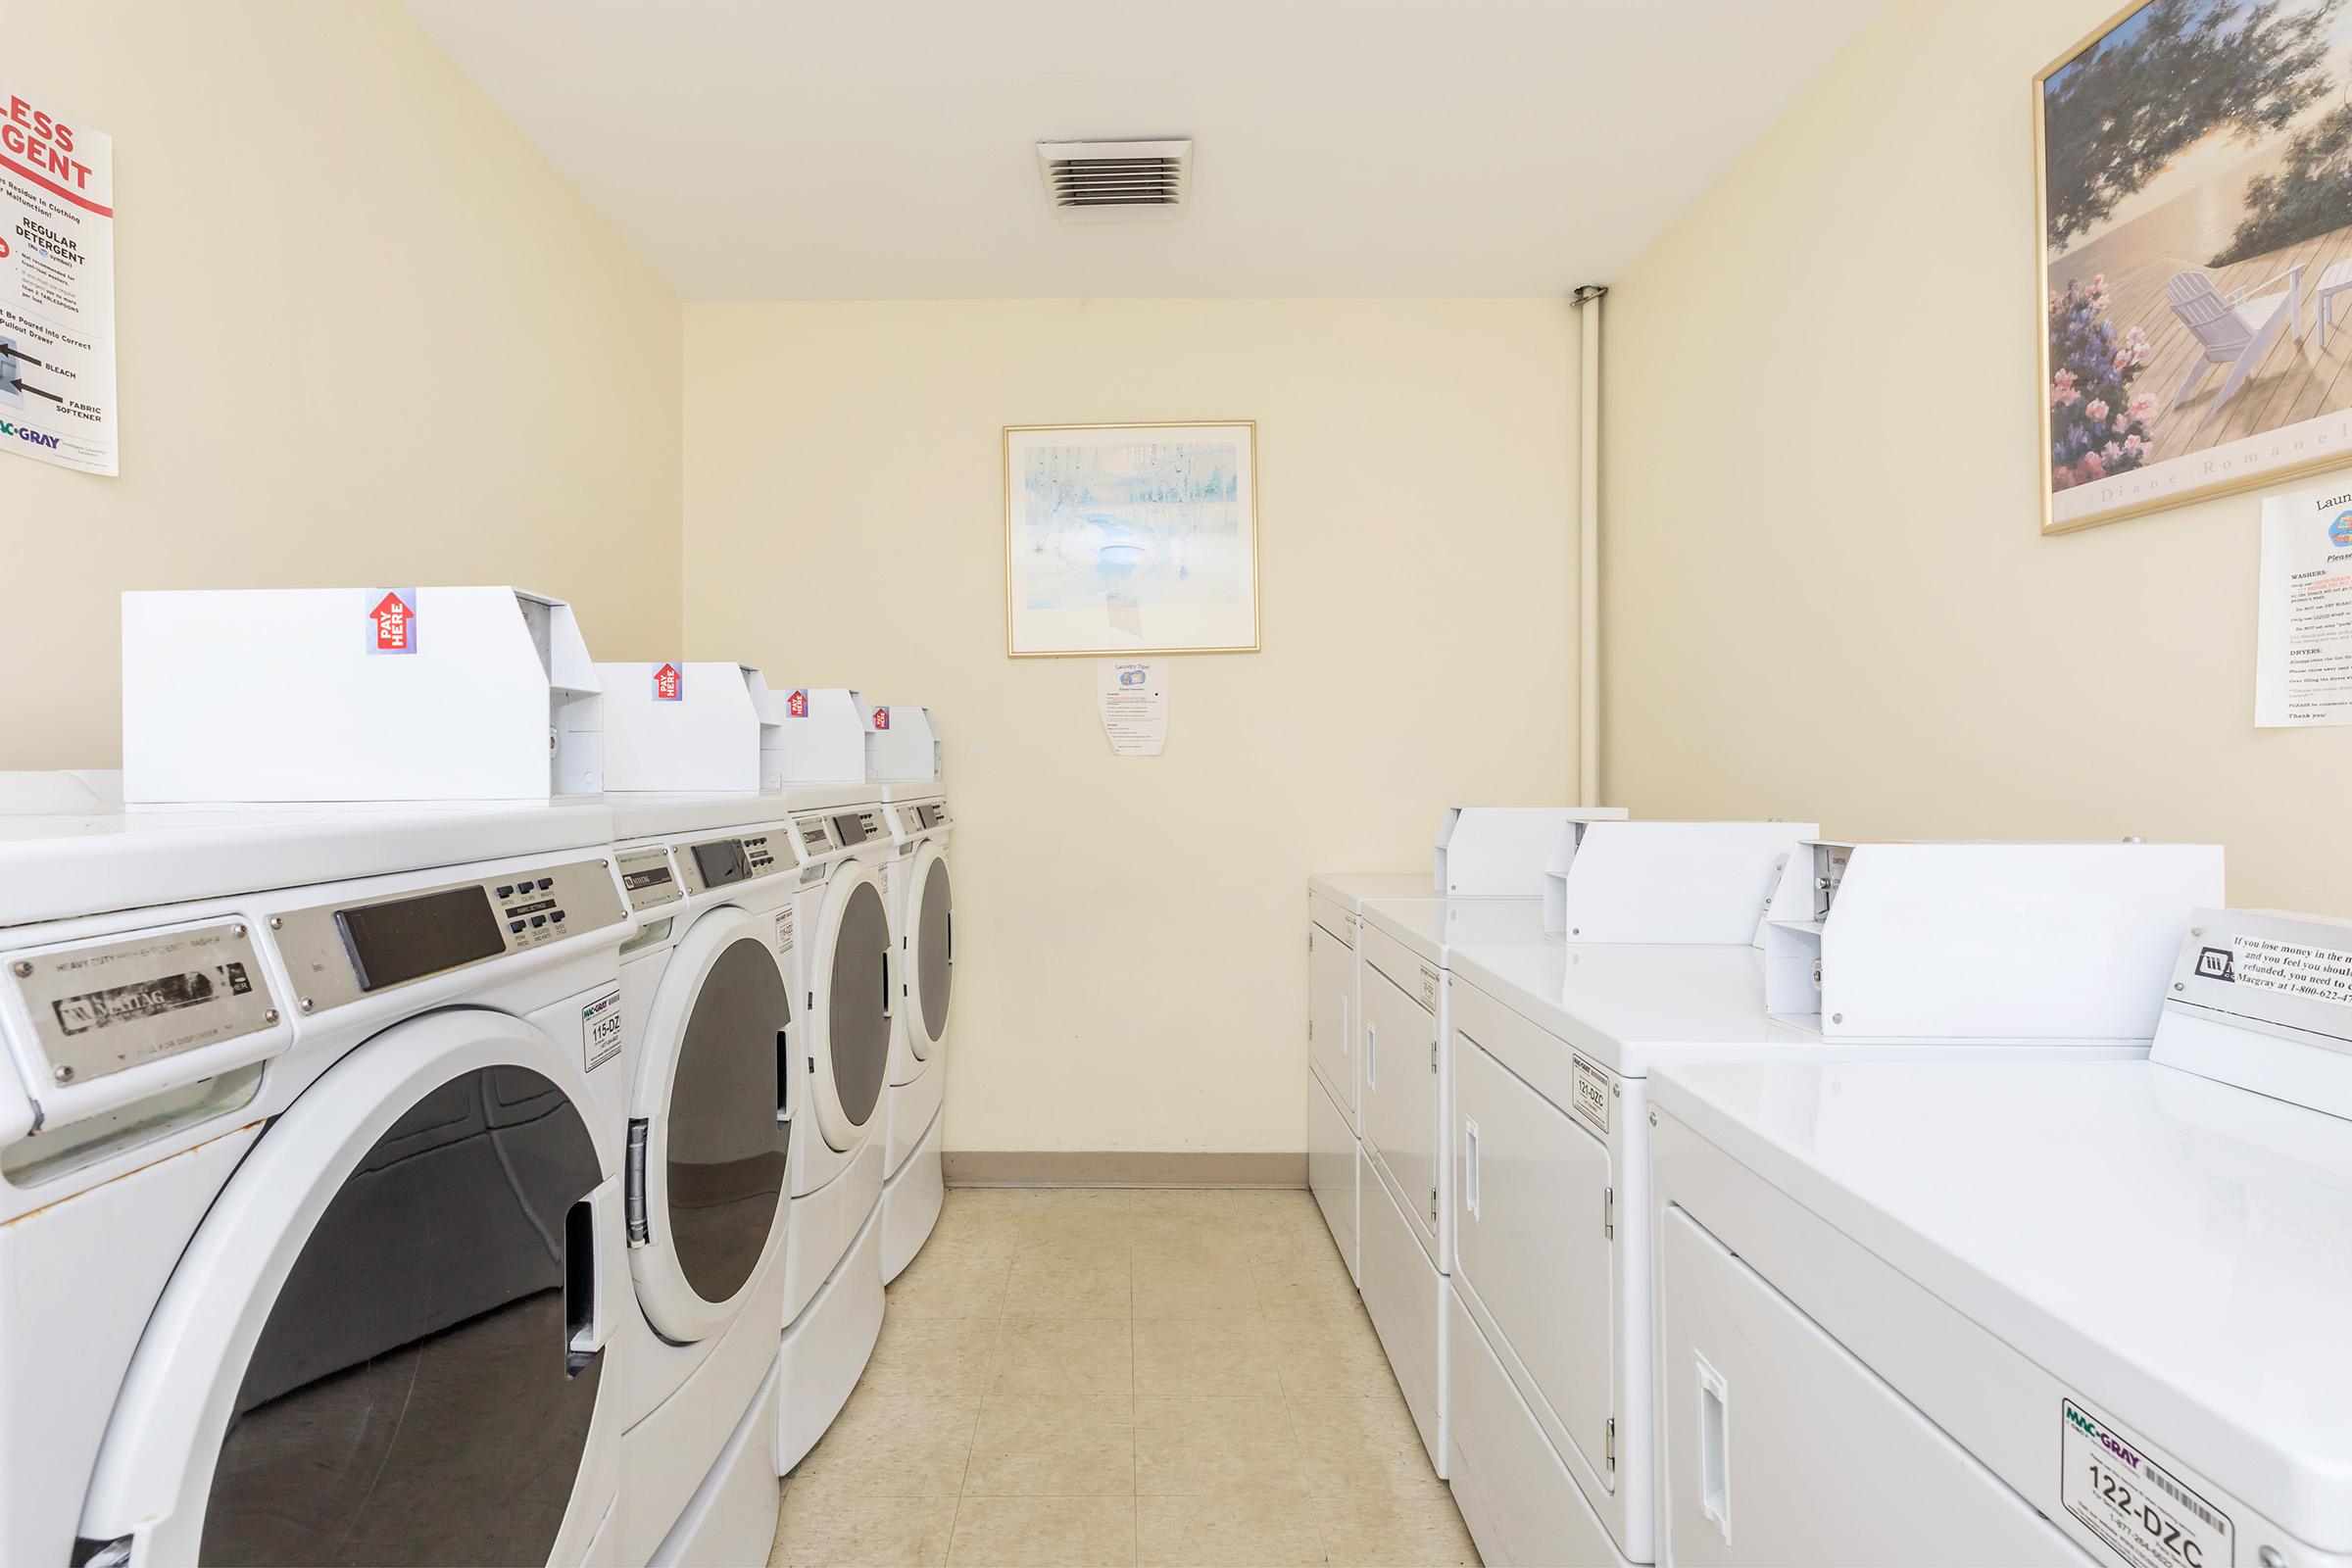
[2037,0,2352,532]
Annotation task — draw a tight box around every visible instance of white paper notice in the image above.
[1096,659,1169,757]
[2256,481,2352,726]
[0,84,115,476]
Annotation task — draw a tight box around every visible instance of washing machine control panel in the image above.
[4,920,280,1090]
[894,801,950,837]
[830,808,885,847]
[271,858,626,1013]
[677,832,785,898]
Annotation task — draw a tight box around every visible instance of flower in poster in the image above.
[2049,277,2153,491]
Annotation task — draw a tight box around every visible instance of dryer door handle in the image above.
[776,1025,793,1123]
[565,1176,620,1371]
[1366,1021,1377,1088]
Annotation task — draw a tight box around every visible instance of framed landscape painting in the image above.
[1003,420,1260,656]
[2038,0,2352,532]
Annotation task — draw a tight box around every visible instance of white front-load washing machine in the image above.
[603,794,799,1567]
[876,782,951,1283]
[0,798,633,1567]
[771,785,895,1473]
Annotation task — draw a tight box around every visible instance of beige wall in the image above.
[1600,0,2352,916]
[0,2,683,767]
[685,301,1579,1153]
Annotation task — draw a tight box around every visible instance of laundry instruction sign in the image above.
[0,81,115,475]
[1095,659,1168,757]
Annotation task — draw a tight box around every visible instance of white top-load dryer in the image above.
[1307,807,1631,1290]
[0,796,634,1568]
[1436,834,2222,1568]
[1644,906,2349,1568]
[1348,805,1629,1480]
[1306,873,1442,1286]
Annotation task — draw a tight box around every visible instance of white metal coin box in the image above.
[865,703,942,783]
[1763,840,2226,1038]
[1543,820,1819,943]
[600,662,785,793]
[122,586,605,804]
[774,687,872,785]
[1435,807,1627,899]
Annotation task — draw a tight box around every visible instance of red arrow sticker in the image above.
[653,662,684,702]
[787,689,809,718]
[367,588,417,655]
[872,706,891,730]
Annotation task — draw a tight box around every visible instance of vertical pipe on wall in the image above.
[1573,284,1606,806]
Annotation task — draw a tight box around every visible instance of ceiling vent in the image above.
[1036,139,1191,222]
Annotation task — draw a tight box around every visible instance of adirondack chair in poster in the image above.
[2165,264,2305,415]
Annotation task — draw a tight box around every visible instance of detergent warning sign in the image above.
[0,82,115,476]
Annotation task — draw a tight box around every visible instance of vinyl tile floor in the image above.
[770,1187,1480,1568]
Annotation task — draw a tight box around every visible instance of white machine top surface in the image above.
[1358,897,1545,965]
[1650,1055,2352,1543]
[1449,938,2146,1077]
[877,780,945,804]
[1307,871,1434,908]
[607,791,789,843]
[0,796,618,928]
[1453,941,1791,1066]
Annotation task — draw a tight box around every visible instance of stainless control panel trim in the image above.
[617,845,683,911]
[7,922,278,1088]
[675,831,786,898]
[272,858,625,1014]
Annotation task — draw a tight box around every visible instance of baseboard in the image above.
[942,1151,1307,1189]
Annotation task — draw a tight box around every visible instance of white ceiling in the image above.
[404,0,1885,301]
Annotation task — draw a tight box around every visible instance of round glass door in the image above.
[201,1064,602,1566]
[664,934,791,1304]
[912,851,953,1055]
[809,868,892,1151]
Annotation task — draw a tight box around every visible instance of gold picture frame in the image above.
[1003,419,1262,657]
[2037,0,2352,534]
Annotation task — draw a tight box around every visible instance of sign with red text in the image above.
[0,82,115,475]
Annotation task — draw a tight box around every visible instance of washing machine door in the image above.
[629,904,792,1342]
[78,1008,619,1568]
[905,840,954,1062]
[808,860,892,1152]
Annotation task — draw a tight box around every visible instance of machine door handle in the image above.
[1462,1117,1480,1218]
[565,1177,621,1374]
[1697,1353,1733,1543]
